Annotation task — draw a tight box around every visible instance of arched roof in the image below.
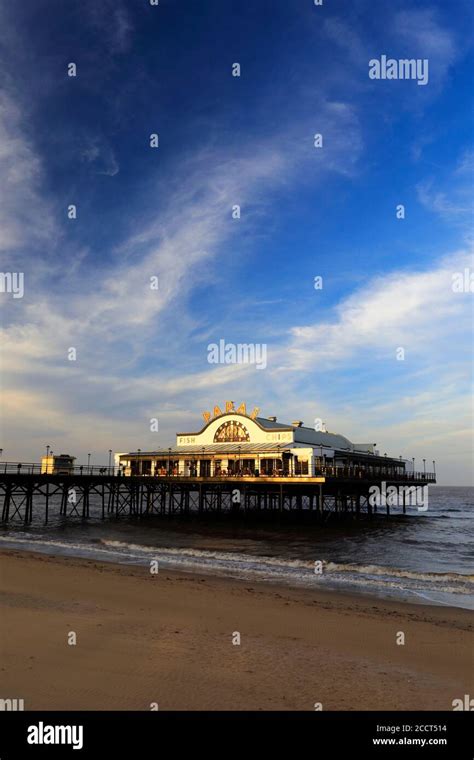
[177,413,294,437]
[177,413,357,451]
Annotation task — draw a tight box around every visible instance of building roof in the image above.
[258,419,375,454]
[292,426,353,451]
[255,417,293,430]
[176,413,372,456]
[123,411,393,460]
[254,417,363,452]
[177,413,294,437]
[126,442,297,457]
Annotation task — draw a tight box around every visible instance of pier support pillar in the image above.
[367,494,373,519]
[44,481,49,524]
[1,482,11,522]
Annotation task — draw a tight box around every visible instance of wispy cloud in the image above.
[80,135,119,176]
[84,0,134,55]
[1,87,364,456]
[392,9,458,87]
[0,92,56,255]
[417,149,474,224]
[322,17,367,65]
[281,249,473,371]
[1,1,472,485]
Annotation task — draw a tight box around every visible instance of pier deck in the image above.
[0,463,436,524]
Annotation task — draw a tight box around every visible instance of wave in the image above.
[99,540,474,593]
[1,535,473,604]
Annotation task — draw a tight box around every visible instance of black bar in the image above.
[0,711,471,757]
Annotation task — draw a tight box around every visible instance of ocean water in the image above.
[0,486,472,610]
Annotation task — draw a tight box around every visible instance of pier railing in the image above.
[0,462,117,476]
[0,462,436,482]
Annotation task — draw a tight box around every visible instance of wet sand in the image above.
[0,549,472,710]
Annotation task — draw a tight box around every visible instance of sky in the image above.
[0,0,473,485]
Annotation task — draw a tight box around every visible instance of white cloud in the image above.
[455,149,474,176]
[392,9,458,87]
[417,149,474,223]
[281,249,473,371]
[81,135,119,176]
[1,97,362,360]
[0,93,364,461]
[0,92,56,253]
[322,17,366,64]
[0,4,470,483]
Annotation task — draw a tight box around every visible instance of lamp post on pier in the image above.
[108,449,112,475]
[44,444,50,472]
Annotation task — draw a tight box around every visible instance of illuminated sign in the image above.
[202,401,260,424]
[265,432,292,442]
[214,421,250,443]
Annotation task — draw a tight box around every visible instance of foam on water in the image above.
[1,532,472,609]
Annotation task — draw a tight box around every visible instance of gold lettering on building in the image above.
[201,402,258,422]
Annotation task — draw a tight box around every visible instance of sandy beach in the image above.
[0,549,472,711]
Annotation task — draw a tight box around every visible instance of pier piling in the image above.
[0,464,435,526]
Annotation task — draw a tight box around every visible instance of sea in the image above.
[0,486,472,610]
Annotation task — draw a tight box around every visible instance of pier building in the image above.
[117,402,411,480]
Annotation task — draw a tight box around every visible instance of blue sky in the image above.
[0,0,473,484]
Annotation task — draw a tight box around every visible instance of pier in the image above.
[0,462,436,524]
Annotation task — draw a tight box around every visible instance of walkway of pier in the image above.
[0,463,436,524]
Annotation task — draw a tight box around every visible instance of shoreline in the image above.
[2,546,473,625]
[0,534,472,612]
[1,548,473,710]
